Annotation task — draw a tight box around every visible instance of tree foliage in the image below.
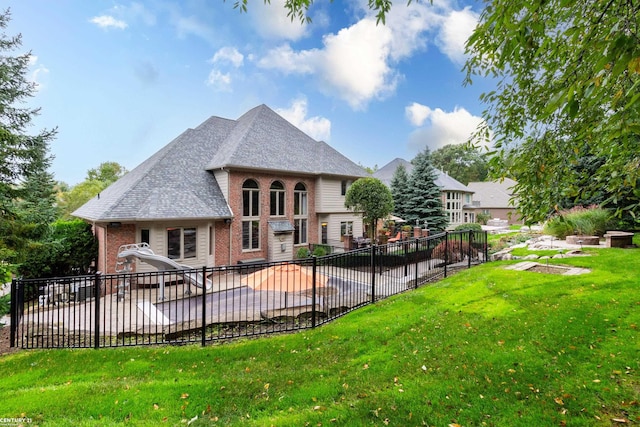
[58,161,128,218]
[464,0,640,224]
[18,219,98,279]
[345,177,394,239]
[430,144,488,185]
[389,163,411,220]
[0,9,57,278]
[405,148,448,231]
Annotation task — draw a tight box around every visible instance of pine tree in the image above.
[406,148,448,231]
[0,10,57,273]
[390,163,411,220]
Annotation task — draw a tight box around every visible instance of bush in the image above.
[476,212,491,225]
[543,206,614,238]
[0,294,9,318]
[432,240,478,263]
[454,223,483,232]
[18,219,98,279]
[296,247,311,259]
[312,246,327,257]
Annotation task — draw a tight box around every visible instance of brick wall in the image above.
[227,171,317,264]
[103,223,136,275]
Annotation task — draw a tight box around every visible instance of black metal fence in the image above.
[10,230,487,349]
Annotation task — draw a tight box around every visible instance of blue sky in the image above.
[7,0,493,185]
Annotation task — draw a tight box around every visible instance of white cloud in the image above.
[435,6,479,65]
[27,55,49,91]
[250,0,309,41]
[89,15,128,30]
[256,2,450,110]
[174,15,215,44]
[405,102,432,126]
[257,44,316,74]
[211,47,244,68]
[205,70,233,92]
[406,103,486,152]
[276,98,331,141]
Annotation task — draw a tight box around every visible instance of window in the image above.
[140,229,150,245]
[242,179,259,217]
[242,179,260,250]
[294,219,307,244]
[340,221,353,241]
[341,180,352,196]
[242,220,260,250]
[270,181,285,216]
[294,183,307,215]
[294,183,308,245]
[167,227,196,260]
[321,222,328,244]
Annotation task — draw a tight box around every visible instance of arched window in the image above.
[242,179,260,250]
[270,181,285,216]
[294,182,308,244]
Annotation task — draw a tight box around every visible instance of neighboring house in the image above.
[73,105,368,274]
[373,158,474,228]
[466,178,521,225]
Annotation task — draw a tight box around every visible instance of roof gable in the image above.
[374,157,472,192]
[207,105,367,177]
[73,105,366,222]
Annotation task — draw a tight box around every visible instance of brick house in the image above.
[73,105,368,274]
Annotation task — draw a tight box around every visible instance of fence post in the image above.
[94,272,102,349]
[371,245,377,304]
[414,238,419,290]
[468,230,473,269]
[484,231,488,263]
[10,279,17,348]
[444,232,449,278]
[201,266,207,347]
[311,256,317,328]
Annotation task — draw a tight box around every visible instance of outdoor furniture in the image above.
[353,236,371,249]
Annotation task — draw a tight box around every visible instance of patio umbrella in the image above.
[242,263,328,293]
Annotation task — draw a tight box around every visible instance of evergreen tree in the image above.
[406,148,448,231]
[0,10,57,275]
[389,163,411,220]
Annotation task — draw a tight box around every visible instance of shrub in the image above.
[312,246,327,257]
[454,223,483,232]
[476,212,491,225]
[432,240,478,263]
[543,206,614,238]
[296,247,311,259]
[543,216,576,239]
[0,294,9,318]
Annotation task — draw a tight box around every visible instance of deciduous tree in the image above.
[431,144,488,185]
[345,177,394,240]
[464,0,640,224]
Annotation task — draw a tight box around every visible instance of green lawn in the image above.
[1,247,639,426]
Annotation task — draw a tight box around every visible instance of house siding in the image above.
[315,177,351,213]
[213,169,230,201]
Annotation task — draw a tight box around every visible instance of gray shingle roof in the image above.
[207,105,368,177]
[466,178,517,208]
[73,105,366,222]
[374,157,472,192]
[268,220,295,233]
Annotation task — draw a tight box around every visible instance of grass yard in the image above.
[1,246,639,426]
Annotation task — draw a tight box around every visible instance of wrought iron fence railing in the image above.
[10,230,487,349]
